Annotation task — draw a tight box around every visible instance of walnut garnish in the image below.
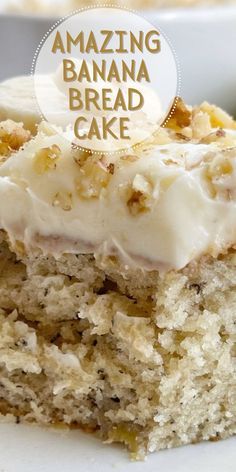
[191,110,212,140]
[75,158,111,199]
[126,174,153,216]
[204,153,234,199]
[216,129,226,138]
[207,155,233,178]
[127,190,144,215]
[200,129,226,144]
[0,120,31,161]
[72,147,92,167]
[198,102,236,130]
[120,154,138,163]
[33,144,61,175]
[52,191,73,211]
[6,128,31,151]
[0,142,10,159]
[73,151,115,199]
[166,98,192,131]
[107,163,115,175]
[97,156,115,175]
[166,99,236,144]
[175,133,191,142]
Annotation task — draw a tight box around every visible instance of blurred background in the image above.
[0,0,236,113]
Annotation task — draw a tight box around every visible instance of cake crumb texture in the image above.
[0,234,235,458]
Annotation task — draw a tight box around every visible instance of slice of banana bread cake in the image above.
[0,98,235,458]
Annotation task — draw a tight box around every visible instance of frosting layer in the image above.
[1,126,236,270]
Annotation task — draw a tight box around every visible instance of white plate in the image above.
[0,423,235,471]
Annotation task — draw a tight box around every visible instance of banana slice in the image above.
[0,75,66,133]
[0,72,163,141]
[0,76,42,132]
[0,74,81,133]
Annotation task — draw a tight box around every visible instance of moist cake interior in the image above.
[0,99,235,458]
[0,233,235,458]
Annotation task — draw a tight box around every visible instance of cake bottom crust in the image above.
[0,233,235,458]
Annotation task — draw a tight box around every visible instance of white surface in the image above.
[0,423,235,472]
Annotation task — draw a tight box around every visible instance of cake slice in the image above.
[0,98,235,458]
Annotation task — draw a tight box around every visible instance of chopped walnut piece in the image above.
[97,156,115,175]
[162,157,180,166]
[33,144,61,175]
[200,129,226,144]
[191,110,212,140]
[75,158,111,199]
[175,133,191,142]
[72,146,93,167]
[166,98,192,131]
[198,102,236,130]
[127,190,144,215]
[120,154,138,163]
[74,150,112,199]
[0,120,31,161]
[204,153,234,199]
[52,191,73,211]
[107,163,115,175]
[7,128,31,151]
[208,155,233,179]
[126,174,153,216]
[166,99,236,144]
[0,142,10,158]
[203,131,236,149]
[216,129,226,138]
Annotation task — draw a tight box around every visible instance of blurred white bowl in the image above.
[150,7,236,114]
[0,5,236,113]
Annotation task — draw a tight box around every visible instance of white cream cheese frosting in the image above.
[0,125,236,271]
